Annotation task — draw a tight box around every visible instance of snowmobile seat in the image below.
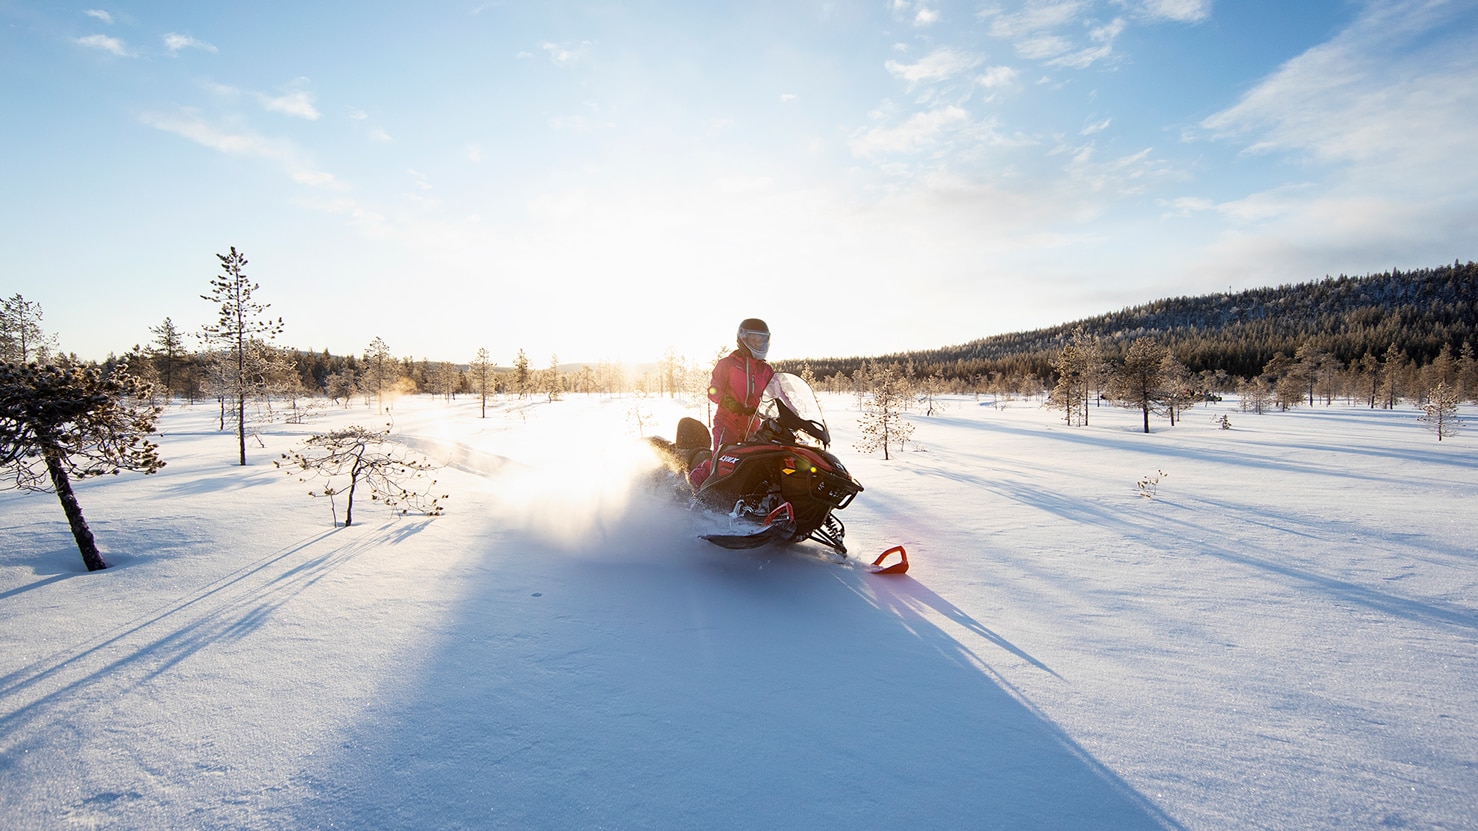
[676,417,710,451]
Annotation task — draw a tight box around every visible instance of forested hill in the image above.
[782,261,1477,383]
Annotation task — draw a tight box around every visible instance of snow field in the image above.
[2,391,1475,829]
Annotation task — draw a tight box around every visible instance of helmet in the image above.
[736,318,770,360]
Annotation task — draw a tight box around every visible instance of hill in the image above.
[783,261,1478,382]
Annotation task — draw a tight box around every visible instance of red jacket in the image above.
[707,350,775,448]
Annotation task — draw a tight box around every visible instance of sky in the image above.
[3,0,1476,367]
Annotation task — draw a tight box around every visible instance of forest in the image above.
[4,260,1476,418]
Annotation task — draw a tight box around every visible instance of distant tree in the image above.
[1356,351,1381,408]
[148,317,186,399]
[1159,352,1198,426]
[1417,381,1462,441]
[325,369,357,408]
[854,360,913,460]
[1238,376,1274,415]
[1378,345,1410,409]
[470,348,496,418]
[513,349,532,398]
[1111,338,1168,433]
[200,246,283,465]
[0,362,165,571]
[1459,342,1478,403]
[1048,329,1102,426]
[542,354,564,402]
[362,337,395,413]
[276,425,447,527]
[1,294,59,364]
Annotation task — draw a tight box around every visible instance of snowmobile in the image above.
[647,372,865,555]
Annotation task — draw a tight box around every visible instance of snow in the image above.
[3,391,1476,830]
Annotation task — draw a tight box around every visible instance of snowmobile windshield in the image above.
[757,373,831,447]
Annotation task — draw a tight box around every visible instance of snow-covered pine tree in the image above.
[853,360,913,460]
[471,348,497,417]
[200,247,283,465]
[0,362,164,571]
[362,337,395,413]
[1418,381,1462,441]
[277,425,446,527]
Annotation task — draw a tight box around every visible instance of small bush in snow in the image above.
[277,425,447,527]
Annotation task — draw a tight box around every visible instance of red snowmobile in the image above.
[648,373,863,555]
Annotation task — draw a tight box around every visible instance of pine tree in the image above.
[470,348,496,417]
[1112,338,1168,433]
[1417,381,1462,441]
[362,337,395,413]
[1,294,58,364]
[148,317,186,399]
[277,425,446,526]
[853,361,913,460]
[200,247,283,465]
[0,362,165,570]
[513,349,532,398]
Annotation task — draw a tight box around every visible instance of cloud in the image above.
[74,34,132,57]
[849,105,972,158]
[164,33,218,55]
[140,110,339,188]
[885,47,985,87]
[1081,117,1111,135]
[204,80,321,120]
[540,40,591,67]
[981,0,1091,39]
[1138,0,1211,24]
[977,65,1019,89]
[1183,0,1478,285]
[915,7,940,26]
[260,89,320,120]
[84,9,113,24]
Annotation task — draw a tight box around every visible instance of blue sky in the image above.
[3,1,1476,367]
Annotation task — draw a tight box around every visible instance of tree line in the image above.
[781,261,1478,396]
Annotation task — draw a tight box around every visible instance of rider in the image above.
[688,318,776,490]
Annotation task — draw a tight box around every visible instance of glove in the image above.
[720,395,755,417]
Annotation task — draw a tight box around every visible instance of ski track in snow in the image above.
[2,393,1476,830]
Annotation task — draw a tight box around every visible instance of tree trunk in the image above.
[44,448,107,571]
[236,391,247,466]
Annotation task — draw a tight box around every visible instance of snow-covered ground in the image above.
[2,390,1475,830]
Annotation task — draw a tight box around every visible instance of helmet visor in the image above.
[739,329,770,358]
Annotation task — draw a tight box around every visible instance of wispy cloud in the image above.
[206,79,321,120]
[540,40,591,67]
[1138,0,1211,24]
[850,105,973,158]
[885,47,985,87]
[260,89,320,120]
[164,33,217,55]
[74,34,132,57]
[84,9,113,24]
[977,65,1019,89]
[1186,0,1478,282]
[140,110,339,187]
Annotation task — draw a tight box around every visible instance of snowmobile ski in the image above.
[865,545,909,575]
[701,503,796,550]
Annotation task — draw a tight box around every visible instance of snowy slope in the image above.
[2,392,1475,830]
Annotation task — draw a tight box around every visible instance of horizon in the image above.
[5,1,1477,366]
